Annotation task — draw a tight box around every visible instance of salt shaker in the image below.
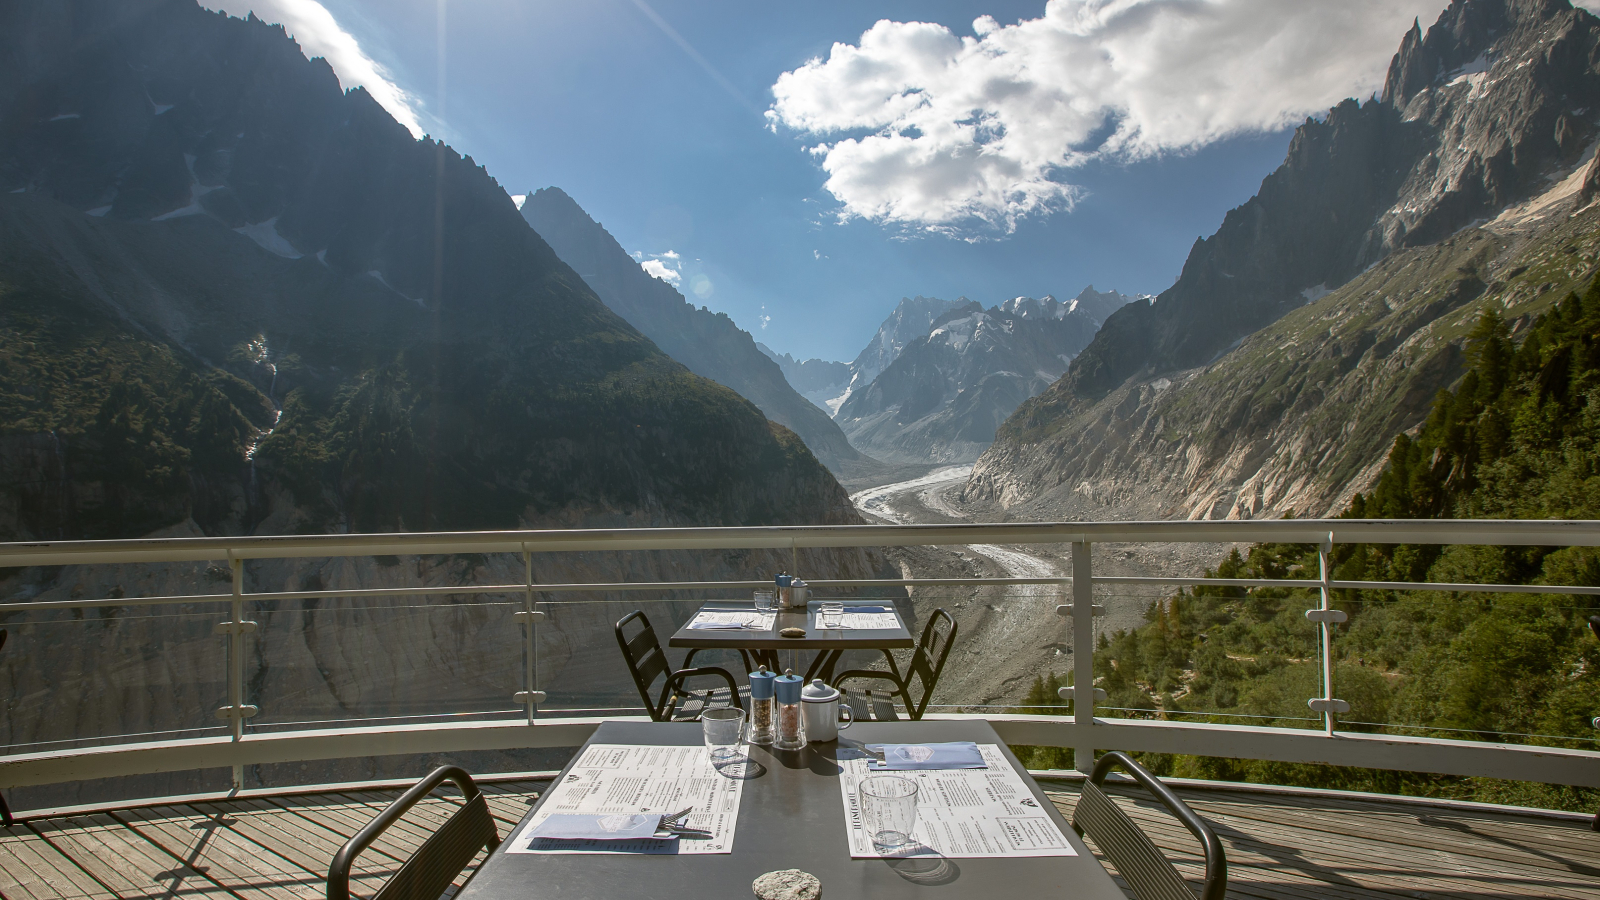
[774,669,806,750]
[749,666,776,746]
[775,573,793,608]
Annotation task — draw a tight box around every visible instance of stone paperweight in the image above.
[752,868,821,900]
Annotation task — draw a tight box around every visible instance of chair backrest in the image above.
[903,609,956,719]
[615,610,674,721]
[328,766,500,900]
[1071,752,1226,900]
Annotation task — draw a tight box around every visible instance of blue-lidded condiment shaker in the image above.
[774,669,806,750]
[749,667,776,745]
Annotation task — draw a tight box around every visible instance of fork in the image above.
[659,806,693,826]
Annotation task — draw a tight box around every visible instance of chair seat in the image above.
[669,685,750,722]
[843,687,900,722]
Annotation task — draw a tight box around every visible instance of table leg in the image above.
[804,649,843,684]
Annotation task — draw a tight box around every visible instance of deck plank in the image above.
[0,826,115,900]
[1045,785,1600,900]
[5,779,1595,900]
[110,807,315,900]
[1107,798,1599,900]
[23,813,232,900]
[194,797,403,900]
[1121,791,1600,898]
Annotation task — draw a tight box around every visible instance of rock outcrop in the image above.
[970,0,1600,517]
[837,288,1129,463]
[0,0,896,807]
[521,187,870,475]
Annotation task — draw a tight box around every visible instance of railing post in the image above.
[210,554,258,788]
[1072,541,1095,773]
[514,546,545,720]
[1306,534,1348,735]
[227,555,245,790]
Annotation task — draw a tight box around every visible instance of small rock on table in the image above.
[752,868,821,900]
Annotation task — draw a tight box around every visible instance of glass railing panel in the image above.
[1332,587,1600,749]
[0,606,229,752]
[536,596,697,715]
[245,593,524,730]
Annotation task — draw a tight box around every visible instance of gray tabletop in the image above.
[667,599,914,651]
[458,720,1125,900]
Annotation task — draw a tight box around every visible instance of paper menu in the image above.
[688,611,777,630]
[839,743,1077,858]
[833,612,900,630]
[509,744,745,854]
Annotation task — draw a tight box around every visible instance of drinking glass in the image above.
[820,603,844,629]
[859,775,918,848]
[702,707,746,762]
[753,589,776,611]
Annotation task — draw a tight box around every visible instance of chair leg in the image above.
[1,791,13,828]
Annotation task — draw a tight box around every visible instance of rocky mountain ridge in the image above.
[0,0,893,806]
[520,187,870,476]
[969,0,1600,518]
[836,287,1129,464]
[756,344,853,414]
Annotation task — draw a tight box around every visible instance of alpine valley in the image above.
[0,0,892,805]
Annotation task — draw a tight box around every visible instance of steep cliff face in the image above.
[756,344,853,414]
[970,0,1600,517]
[0,0,857,538]
[0,0,897,806]
[520,187,869,475]
[838,289,1129,464]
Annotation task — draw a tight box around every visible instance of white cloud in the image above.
[633,250,684,286]
[768,0,1448,235]
[210,0,424,137]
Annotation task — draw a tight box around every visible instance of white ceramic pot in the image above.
[800,679,853,742]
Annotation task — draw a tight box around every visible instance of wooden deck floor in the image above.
[0,778,1595,900]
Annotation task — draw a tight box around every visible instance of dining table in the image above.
[455,719,1127,900]
[667,598,915,683]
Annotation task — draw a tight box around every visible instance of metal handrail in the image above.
[2,518,1598,568]
[1,518,1597,800]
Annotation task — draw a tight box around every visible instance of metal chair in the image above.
[615,610,744,722]
[327,765,500,900]
[1072,752,1227,900]
[832,608,956,721]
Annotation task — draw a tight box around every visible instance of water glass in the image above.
[702,707,746,762]
[753,589,776,611]
[859,775,918,848]
[820,603,844,629]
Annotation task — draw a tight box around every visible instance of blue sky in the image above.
[227,0,1454,362]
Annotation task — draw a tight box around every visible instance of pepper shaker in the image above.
[774,669,806,750]
[749,666,776,746]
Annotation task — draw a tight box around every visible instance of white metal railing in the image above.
[1,519,1598,799]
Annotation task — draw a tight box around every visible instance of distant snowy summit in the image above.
[764,285,1135,464]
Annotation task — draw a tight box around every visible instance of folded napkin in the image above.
[527,813,671,841]
[867,741,987,770]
